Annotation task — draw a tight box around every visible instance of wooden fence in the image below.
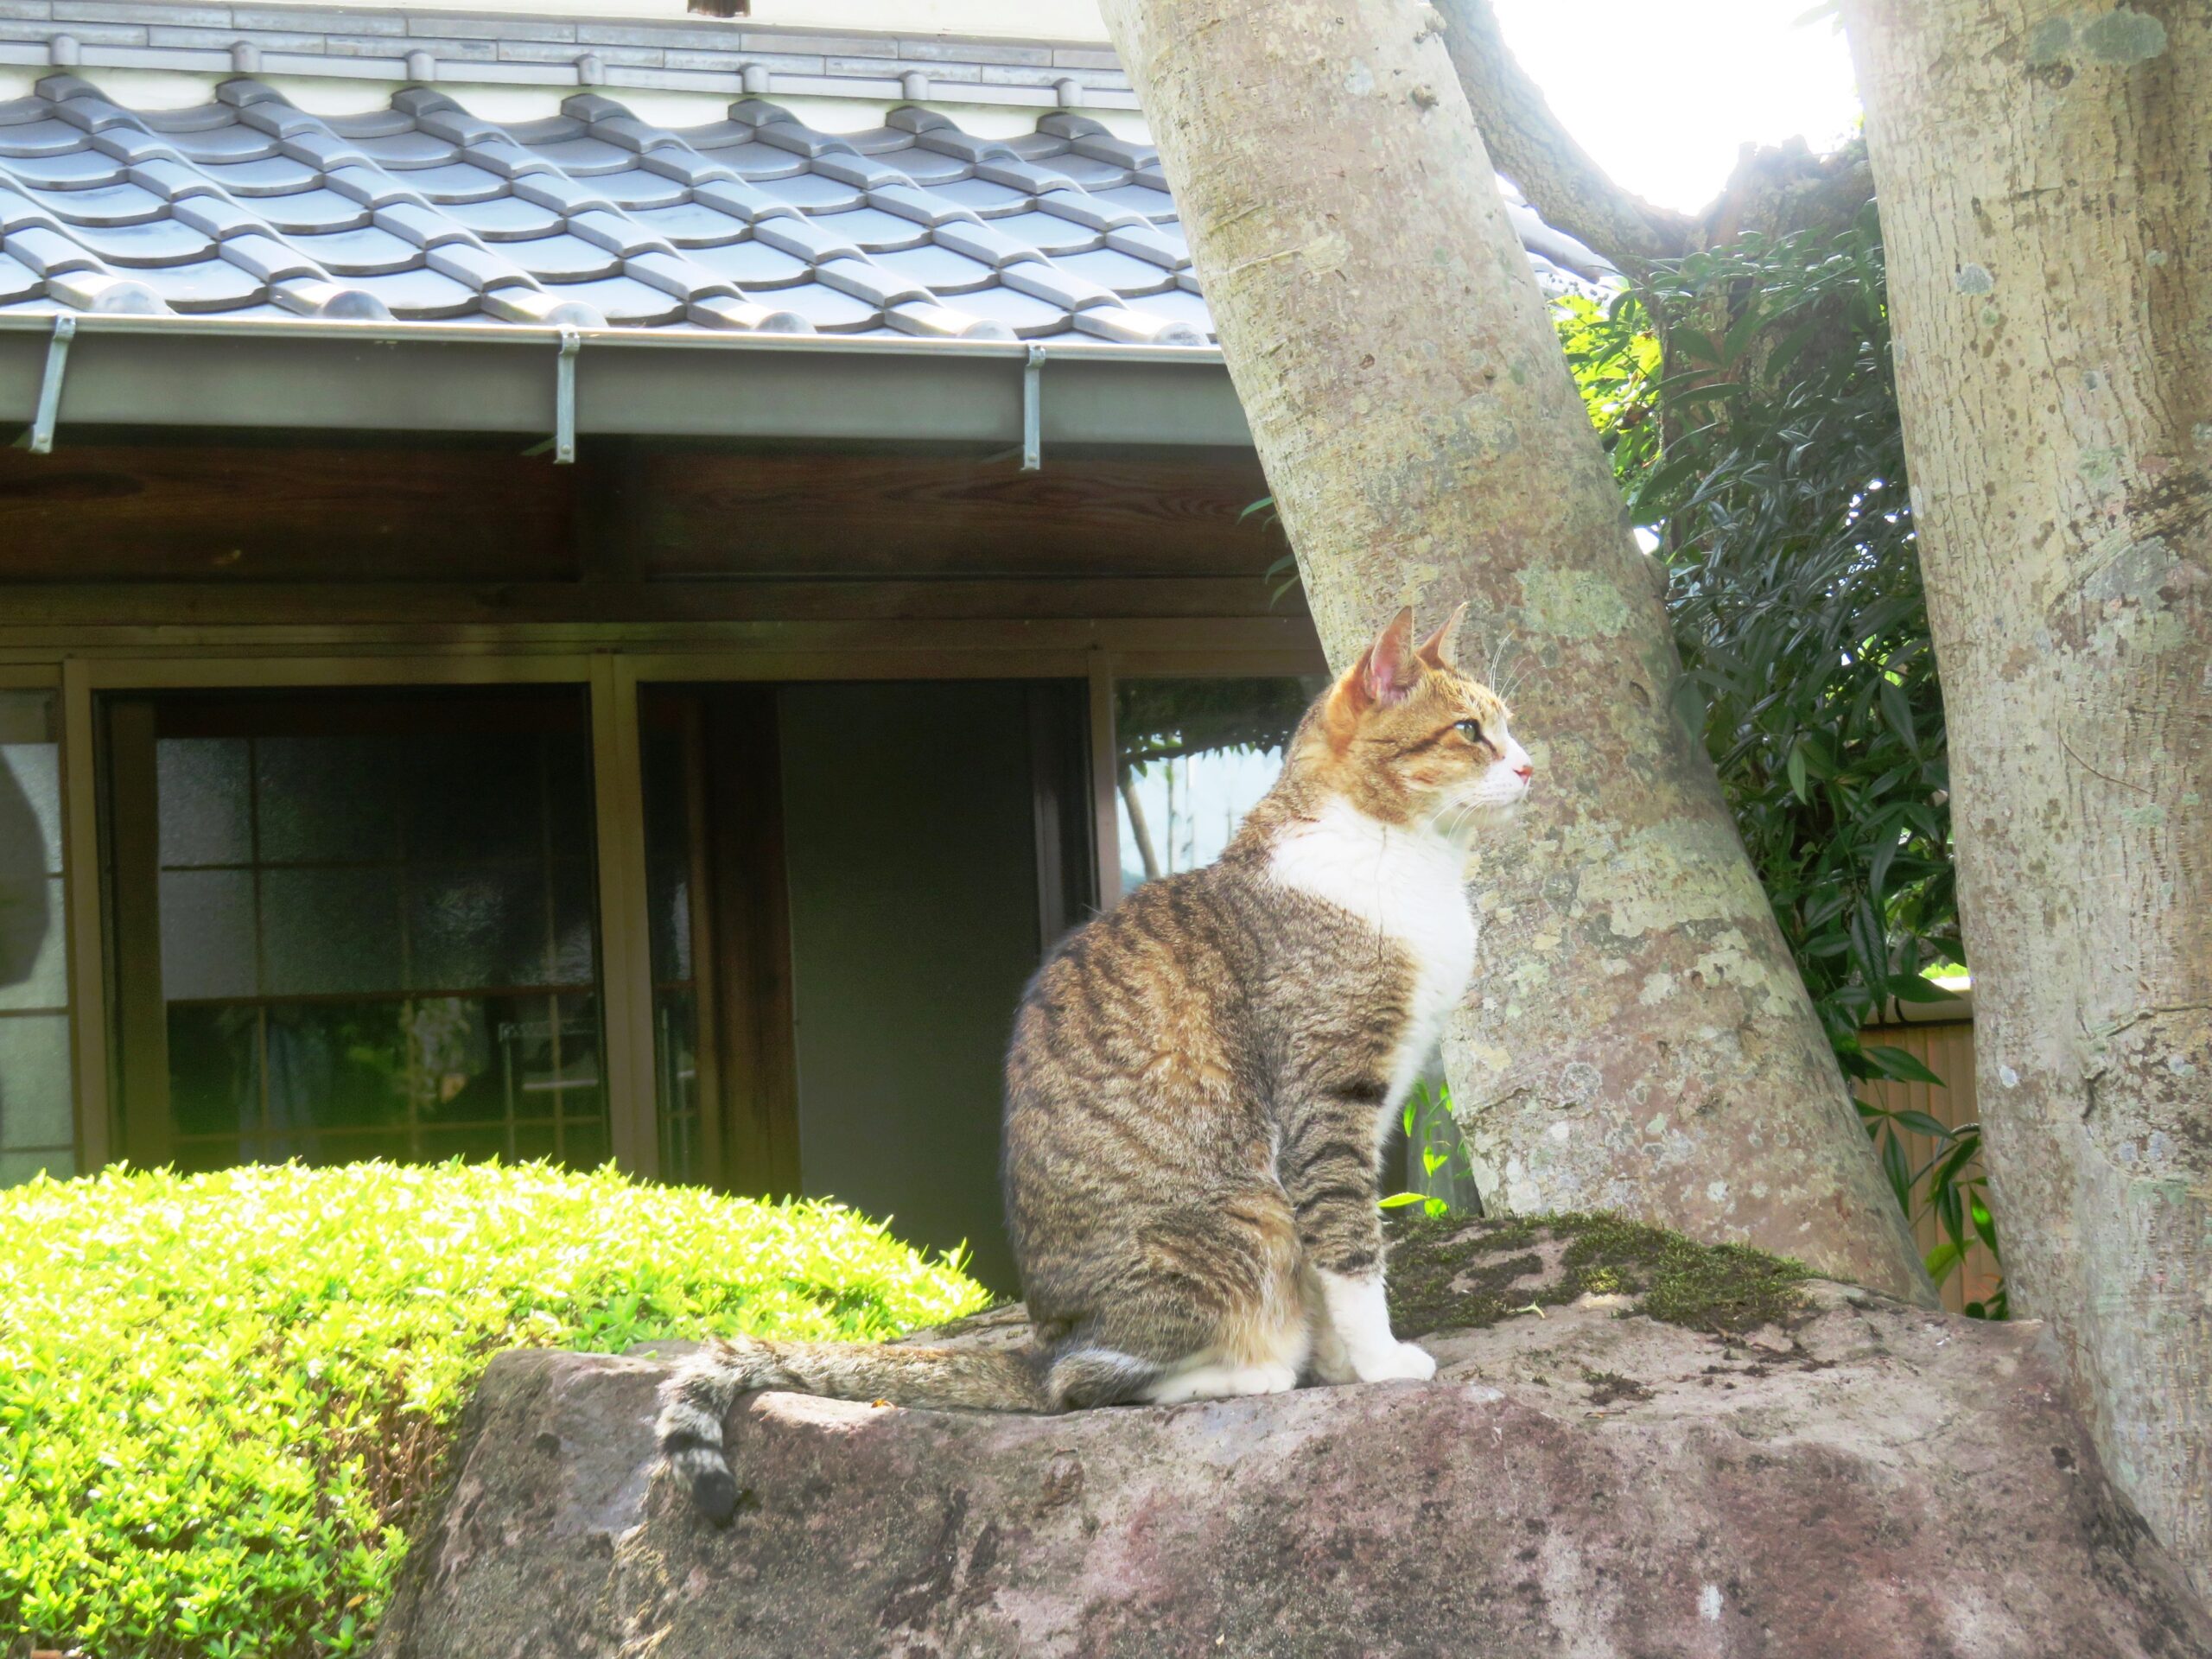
[1854,1010,2000,1313]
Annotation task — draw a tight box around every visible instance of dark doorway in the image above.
[641,679,1092,1294]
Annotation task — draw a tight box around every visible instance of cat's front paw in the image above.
[1353,1340,1437,1383]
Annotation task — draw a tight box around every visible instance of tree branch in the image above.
[1117,768,1163,883]
[1431,0,1694,273]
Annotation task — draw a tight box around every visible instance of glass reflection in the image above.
[143,692,606,1172]
[0,690,73,1185]
[1114,677,1323,892]
[641,716,705,1183]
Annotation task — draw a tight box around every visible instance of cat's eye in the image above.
[1456,719,1485,743]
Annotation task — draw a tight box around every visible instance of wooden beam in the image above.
[572,436,649,587]
[0,616,1325,668]
[0,439,577,583]
[0,578,1303,629]
[67,653,598,690]
[1026,680,1097,949]
[673,695,724,1186]
[632,447,1282,580]
[0,439,1287,588]
[699,686,800,1199]
[102,695,168,1169]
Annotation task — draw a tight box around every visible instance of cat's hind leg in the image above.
[1044,1330,1301,1408]
[1300,1260,1359,1385]
[1038,1190,1310,1409]
[1040,1337,1302,1408]
[1121,1189,1311,1405]
[1140,1353,1301,1405]
[1300,1257,1435,1383]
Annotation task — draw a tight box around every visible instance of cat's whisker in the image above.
[1497,654,1528,704]
[1435,797,1486,848]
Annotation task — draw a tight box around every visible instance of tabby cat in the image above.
[659,605,1533,1522]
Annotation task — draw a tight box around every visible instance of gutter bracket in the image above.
[1020,342,1046,473]
[554,326,581,465]
[29,314,76,456]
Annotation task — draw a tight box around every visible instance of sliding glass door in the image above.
[105,688,609,1173]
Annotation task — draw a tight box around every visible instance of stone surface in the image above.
[377,1225,2212,1658]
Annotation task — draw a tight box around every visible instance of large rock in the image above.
[376,1217,2212,1657]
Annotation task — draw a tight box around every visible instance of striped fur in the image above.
[658,607,1532,1522]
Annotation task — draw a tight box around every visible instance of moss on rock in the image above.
[1383,1211,1809,1339]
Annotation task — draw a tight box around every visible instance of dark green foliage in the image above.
[1560,206,1959,1057]
[1556,203,1999,1312]
[1114,676,1315,771]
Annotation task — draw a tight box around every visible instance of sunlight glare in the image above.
[1491,0,1862,213]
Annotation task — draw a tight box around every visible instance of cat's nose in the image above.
[1513,764,1534,782]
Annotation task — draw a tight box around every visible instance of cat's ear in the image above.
[1356,606,1421,708]
[1414,601,1468,671]
[1328,607,1421,736]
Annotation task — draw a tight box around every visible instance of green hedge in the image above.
[0,1160,989,1658]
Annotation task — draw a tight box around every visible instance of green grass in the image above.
[0,1160,989,1659]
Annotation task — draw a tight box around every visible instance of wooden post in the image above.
[1088,652,1120,911]
[101,694,168,1170]
[589,654,658,1179]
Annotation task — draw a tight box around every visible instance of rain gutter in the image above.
[0,314,1250,457]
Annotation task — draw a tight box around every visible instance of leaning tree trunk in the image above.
[1099,0,1930,1302]
[1844,0,2212,1592]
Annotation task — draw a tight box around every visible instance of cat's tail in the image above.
[658,1333,1156,1523]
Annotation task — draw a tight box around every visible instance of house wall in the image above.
[0,432,1325,1281]
[388,0,1112,42]
[0,436,1296,627]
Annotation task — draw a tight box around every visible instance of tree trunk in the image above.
[1099,0,1930,1303]
[1843,0,2212,1592]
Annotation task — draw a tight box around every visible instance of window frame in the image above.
[16,628,1326,1186]
[0,664,79,1177]
[105,682,610,1174]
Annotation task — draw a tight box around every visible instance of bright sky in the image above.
[1491,0,1864,213]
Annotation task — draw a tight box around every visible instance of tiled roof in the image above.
[0,73,1613,341]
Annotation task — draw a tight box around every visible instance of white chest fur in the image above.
[1266,798,1478,1112]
